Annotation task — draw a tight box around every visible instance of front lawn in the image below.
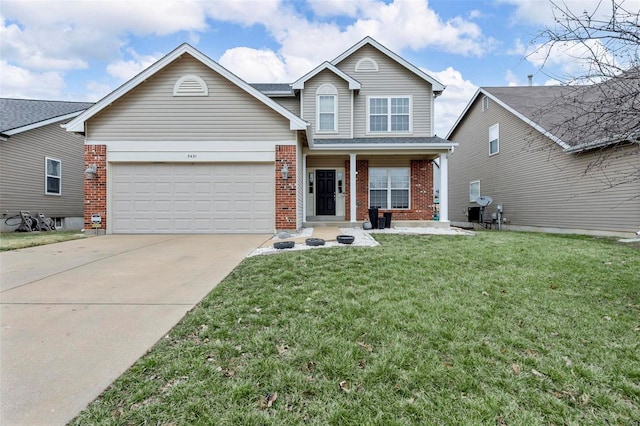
[0,230,86,251]
[71,232,639,425]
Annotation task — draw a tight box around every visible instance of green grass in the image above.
[71,232,639,425]
[0,230,86,251]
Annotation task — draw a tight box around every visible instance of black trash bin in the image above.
[368,208,379,229]
[378,217,386,229]
[383,212,392,228]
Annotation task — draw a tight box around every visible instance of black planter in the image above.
[337,235,355,245]
[305,238,325,246]
[368,208,379,229]
[273,241,295,249]
[383,212,392,228]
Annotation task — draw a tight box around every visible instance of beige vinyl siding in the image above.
[306,156,348,168]
[87,55,294,142]
[335,45,432,138]
[368,157,411,167]
[301,70,351,139]
[448,96,640,234]
[0,121,84,218]
[273,96,300,116]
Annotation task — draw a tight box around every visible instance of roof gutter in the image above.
[309,142,457,151]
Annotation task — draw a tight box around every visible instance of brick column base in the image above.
[84,145,107,232]
[275,145,297,230]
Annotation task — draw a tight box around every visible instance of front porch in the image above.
[303,218,451,229]
[301,151,451,228]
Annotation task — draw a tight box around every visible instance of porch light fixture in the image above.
[281,163,289,180]
[84,164,98,179]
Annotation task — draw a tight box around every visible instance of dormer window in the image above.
[355,57,379,72]
[173,75,208,96]
[317,84,337,133]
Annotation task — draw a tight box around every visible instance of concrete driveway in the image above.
[0,234,269,426]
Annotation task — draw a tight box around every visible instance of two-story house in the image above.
[66,37,456,234]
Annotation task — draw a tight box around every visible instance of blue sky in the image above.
[2,0,634,135]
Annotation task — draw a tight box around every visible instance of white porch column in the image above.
[302,154,307,223]
[439,152,449,223]
[350,153,357,222]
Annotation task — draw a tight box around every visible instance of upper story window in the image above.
[316,84,337,132]
[369,167,410,209]
[45,157,61,195]
[368,96,411,133]
[482,96,489,112]
[489,123,499,155]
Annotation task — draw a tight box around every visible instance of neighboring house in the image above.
[66,37,456,234]
[0,98,94,232]
[446,86,640,237]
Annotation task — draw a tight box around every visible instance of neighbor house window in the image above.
[489,123,499,155]
[317,84,337,132]
[369,168,410,209]
[368,96,411,132]
[470,180,480,202]
[482,96,489,112]
[45,157,61,195]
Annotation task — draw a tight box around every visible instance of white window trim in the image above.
[316,84,338,133]
[489,123,499,156]
[482,96,489,112]
[45,157,62,196]
[470,180,480,202]
[368,167,411,210]
[366,96,412,134]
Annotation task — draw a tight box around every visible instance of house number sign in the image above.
[187,154,198,159]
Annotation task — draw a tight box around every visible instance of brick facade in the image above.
[84,145,107,231]
[349,159,434,223]
[275,145,297,230]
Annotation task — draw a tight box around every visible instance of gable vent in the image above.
[355,57,379,72]
[173,74,208,96]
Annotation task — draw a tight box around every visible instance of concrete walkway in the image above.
[0,234,269,426]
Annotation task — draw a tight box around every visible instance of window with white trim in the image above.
[45,157,61,195]
[316,84,337,132]
[469,180,480,202]
[369,167,410,209]
[489,123,499,155]
[482,96,489,112]
[368,96,411,132]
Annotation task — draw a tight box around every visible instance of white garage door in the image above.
[111,163,274,233]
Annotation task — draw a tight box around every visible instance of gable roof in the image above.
[331,36,445,94]
[291,61,361,90]
[446,86,574,149]
[65,44,308,133]
[448,77,640,151]
[1,98,93,136]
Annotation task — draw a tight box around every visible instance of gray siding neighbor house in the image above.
[65,37,456,234]
[0,98,93,232]
[446,85,640,237]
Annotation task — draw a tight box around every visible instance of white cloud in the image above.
[219,47,290,82]
[426,67,478,137]
[499,0,640,26]
[0,60,66,99]
[307,0,375,17]
[525,39,616,79]
[106,49,161,81]
[505,69,520,86]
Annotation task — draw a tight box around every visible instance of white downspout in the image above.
[350,153,357,222]
[438,152,449,223]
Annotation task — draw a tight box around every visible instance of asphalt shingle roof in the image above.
[0,98,94,134]
[250,83,294,96]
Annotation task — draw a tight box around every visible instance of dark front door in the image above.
[316,169,336,215]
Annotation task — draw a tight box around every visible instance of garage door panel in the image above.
[111,163,275,233]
